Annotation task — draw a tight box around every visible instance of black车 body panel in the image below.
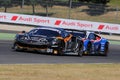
[12,27,83,56]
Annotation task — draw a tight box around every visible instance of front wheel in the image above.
[12,43,23,51]
[86,42,92,55]
[102,43,109,56]
[57,41,65,56]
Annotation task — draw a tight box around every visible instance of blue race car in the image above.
[65,29,109,56]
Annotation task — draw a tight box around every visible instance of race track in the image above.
[0,40,120,64]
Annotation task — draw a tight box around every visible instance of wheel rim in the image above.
[14,44,21,51]
[14,44,18,50]
[75,43,79,53]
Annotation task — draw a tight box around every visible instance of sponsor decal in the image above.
[98,25,105,30]
[98,25,119,31]
[11,16,18,21]
[55,20,62,25]
[0,15,6,19]
[105,25,119,31]
[18,16,32,22]
[11,16,50,24]
[62,21,76,26]
[77,22,93,28]
[34,18,50,24]
[55,20,93,28]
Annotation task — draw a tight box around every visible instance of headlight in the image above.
[24,36,28,40]
[20,36,28,40]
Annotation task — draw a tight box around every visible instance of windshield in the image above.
[65,30,86,38]
[88,33,96,40]
[72,32,86,38]
[28,29,60,37]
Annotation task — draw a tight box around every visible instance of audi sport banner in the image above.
[0,12,120,34]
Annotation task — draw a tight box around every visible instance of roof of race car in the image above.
[35,26,65,33]
[64,29,86,37]
[31,26,70,38]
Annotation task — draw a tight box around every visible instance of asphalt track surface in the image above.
[0,40,120,64]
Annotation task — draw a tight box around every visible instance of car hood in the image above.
[29,35,56,42]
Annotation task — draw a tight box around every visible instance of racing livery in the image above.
[66,29,109,56]
[12,27,83,56]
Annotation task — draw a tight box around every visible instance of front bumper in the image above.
[13,41,59,54]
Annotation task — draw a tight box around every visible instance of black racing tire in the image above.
[102,43,109,56]
[58,48,64,56]
[97,44,101,54]
[86,42,92,54]
[78,42,83,57]
[57,41,64,56]
[13,43,23,51]
[75,41,83,57]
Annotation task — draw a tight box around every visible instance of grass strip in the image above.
[0,33,15,40]
[0,64,120,80]
[110,40,120,45]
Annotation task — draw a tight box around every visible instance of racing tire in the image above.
[57,41,64,56]
[86,42,92,55]
[75,41,83,57]
[98,44,101,55]
[58,48,64,56]
[102,43,109,56]
[13,43,23,51]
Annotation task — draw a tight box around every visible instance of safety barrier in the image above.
[0,12,120,34]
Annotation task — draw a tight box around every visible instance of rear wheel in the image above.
[86,42,92,54]
[98,43,109,56]
[76,41,83,57]
[58,48,64,56]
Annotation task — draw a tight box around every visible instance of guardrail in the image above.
[0,12,120,34]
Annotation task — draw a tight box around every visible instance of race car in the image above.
[12,27,83,56]
[65,29,109,56]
